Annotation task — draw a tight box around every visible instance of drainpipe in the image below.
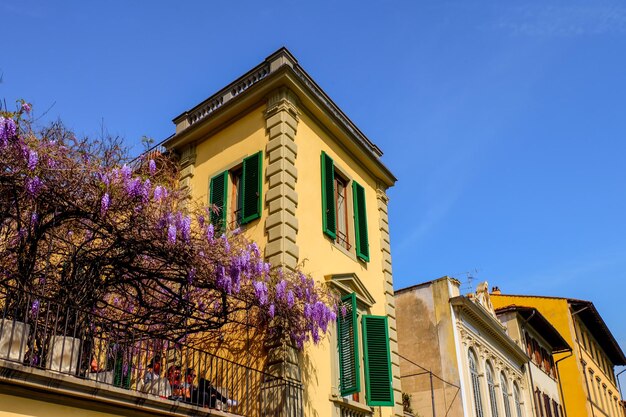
[617,368,625,412]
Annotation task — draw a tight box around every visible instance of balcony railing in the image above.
[0,285,302,417]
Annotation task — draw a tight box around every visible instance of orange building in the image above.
[491,292,626,417]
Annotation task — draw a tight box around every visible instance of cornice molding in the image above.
[453,297,529,366]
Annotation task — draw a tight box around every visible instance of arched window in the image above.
[469,349,484,417]
[501,372,512,417]
[486,362,499,417]
[513,383,523,417]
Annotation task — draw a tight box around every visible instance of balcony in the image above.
[0,285,302,417]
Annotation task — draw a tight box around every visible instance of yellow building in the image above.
[0,48,402,417]
[165,47,402,417]
[491,292,626,417]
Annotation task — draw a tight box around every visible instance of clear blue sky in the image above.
[2,0,625,379]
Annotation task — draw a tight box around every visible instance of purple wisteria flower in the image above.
[206,223,214,242]
[120,164,132,180]
[26,176,42,197]
[311,327,320,344]
[141,179,151,203]
[249,242,260,257]
[275,279,287,300]
[27,150,38,171]
[30,299,40,317]
[30,211,39,226]
[125,177,142,197]
[167,224,177,244]
[101,193,110,216]
[222,235,230,253]
[286,290,295,308]
[153,185,163,202]
[180,216,191,242]
[99,171,111,186]
[268,304,275,318]
[216,266,232,293]
[21,102,32,113]
[149,159,156,176]
[0,117,17,145]
[253,281,268,305]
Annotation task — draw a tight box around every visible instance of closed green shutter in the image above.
[362,315,393,406]
[338,293,360,396]
[321,151,336,239]
[209,171,228,232]
[352,181,369,261]
[241,151,263,224]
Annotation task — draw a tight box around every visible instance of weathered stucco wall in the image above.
[395,278,464,417]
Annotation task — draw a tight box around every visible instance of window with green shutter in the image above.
[209,170,228,232]
[209,151,263,232]
[241,151,263,224]
[321,151,336,239]
[338,293,360,396]
[362,315,393,406]
[352,181,369,262]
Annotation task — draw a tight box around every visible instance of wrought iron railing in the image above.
[0,285,302,417]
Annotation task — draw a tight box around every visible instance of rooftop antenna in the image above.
[456,268,479,294]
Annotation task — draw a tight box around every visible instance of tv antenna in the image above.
[455,268,479,294]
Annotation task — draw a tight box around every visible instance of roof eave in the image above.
[166,48,397,188]
[495,306,571,353]
[568,300,626,365]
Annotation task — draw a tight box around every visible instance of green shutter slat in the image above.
[209,171,228,233]
[338,293,360,396]
[321,151,336,239]
[352,181,369,261]
[241,151,263,224]
[362,315,394,406]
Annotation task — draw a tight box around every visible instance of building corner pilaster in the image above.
[377,184,404,417]
[179,143,197,202]
[263,87,300,271]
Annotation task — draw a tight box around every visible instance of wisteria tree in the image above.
[0,102,336,351]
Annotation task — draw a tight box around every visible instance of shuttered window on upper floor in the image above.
[241,152,263,224]
[209,171,228,233]
[320,151,369,262]
[321,151,336,239]
[352,181,369,262]
[209,151,263,232]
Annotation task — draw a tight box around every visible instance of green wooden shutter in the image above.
[241,151,263,224]
[209,171,228,232]
[352,181,369,261]
[321,151,336,239]
[338,293,360,396]
[362,315,394,406]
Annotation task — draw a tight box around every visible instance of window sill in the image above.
[329,394,373,416]
[324,234,360,263]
